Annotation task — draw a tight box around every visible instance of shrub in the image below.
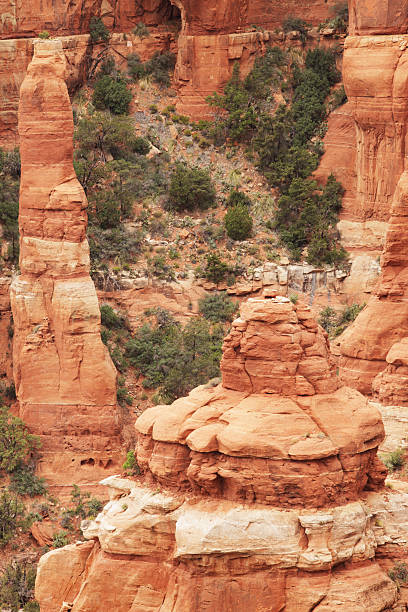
[100,304,126,329]
[389,562,408,586]
[199,292,238,323]
[133,22,150,39]
[0,561,37,611]
[89,17,110,43]
[204,253,229,284]
[144,51,176,87]
[10,465,47,497]
[168,163,216,211]
[225,205,253,241]
[133,136,150,155]
[383,448,406,472]
[117,386,133,406]
[125,309,223,402]
[127,53,146,81]
[227,189,252,208]
[0,408,40,473]
[123,450,141,475]
[283,17,310,43]
[0,490,25,547]
[92,75,132,115]
[52,531,69,548]
[38,31,50,39]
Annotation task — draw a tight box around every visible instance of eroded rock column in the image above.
[10,39,121,488]
[339,2,408,398]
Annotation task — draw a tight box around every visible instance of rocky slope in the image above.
[35,297,408,611]
[10,39,123,490]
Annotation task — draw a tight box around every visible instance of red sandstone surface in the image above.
[34,297,408,611]
[10,39,123,489]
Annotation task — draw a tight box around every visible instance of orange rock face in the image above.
[35,297,408,611]
[340,168,408,398]
[10,39,122,488]
[338,4,408,399]
[173,0,339,118]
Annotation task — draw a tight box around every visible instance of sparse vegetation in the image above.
[125,308,224,403]
[388,562,408,587]
[318,303,364,337]
[225,204,253,241]
[383,448,406,472]
[123,450,141,476]
[199,292,238,323]
[89,17,110,43]
[168,163,216,211]
[0,561,38,611]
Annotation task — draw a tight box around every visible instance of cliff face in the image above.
[10,39,122,488]
[172,0,339,117]
[338,2,408,399]
[35,297,408,611]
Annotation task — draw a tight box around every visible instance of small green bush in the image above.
[92,75,132,115]
[383,448,406,472]
[100,304,126,329]
[0,407,40,473]
[52,531,69,548]
[0,490,25,547]
[89,17,110,43]
[123,450,141,475]
[283,17,310,43]
[145,51,176,87]
[168,163,216,211]
[225,205,253,241]
[204,253,229,284]
[133,22,150,39]
[0,561,37,611]
[127,53,146,81]
[199,292,238,323]
[10,465,47,497]
[38,31,50,39]
[227,189,252,208]
[389,562,408,586]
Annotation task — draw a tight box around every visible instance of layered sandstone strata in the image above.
[35,298,408,611]
[339,169,408,397]
[10,39,122,487]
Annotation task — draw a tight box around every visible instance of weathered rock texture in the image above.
[35,298,408,611]
[173,0,339,118]
[10,39,122,488]
[0,0,338,143]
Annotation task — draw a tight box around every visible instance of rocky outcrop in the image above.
[35,297,408,611]
[0,0,178,39]
[10,39,122,489]
[173,0,339,118]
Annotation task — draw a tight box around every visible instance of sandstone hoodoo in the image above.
[10,39,122,489]
[35,298,408,611]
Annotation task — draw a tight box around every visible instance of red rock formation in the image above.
[173,0,340,118]
[35,297,408,611]
[10,39,122,489]
[338,2,408,397]
[340,168,408,397]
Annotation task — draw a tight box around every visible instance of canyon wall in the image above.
[35,297,408,611]
[338,1,408,398]
[0,0,339,145]
[10,39,123,489]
